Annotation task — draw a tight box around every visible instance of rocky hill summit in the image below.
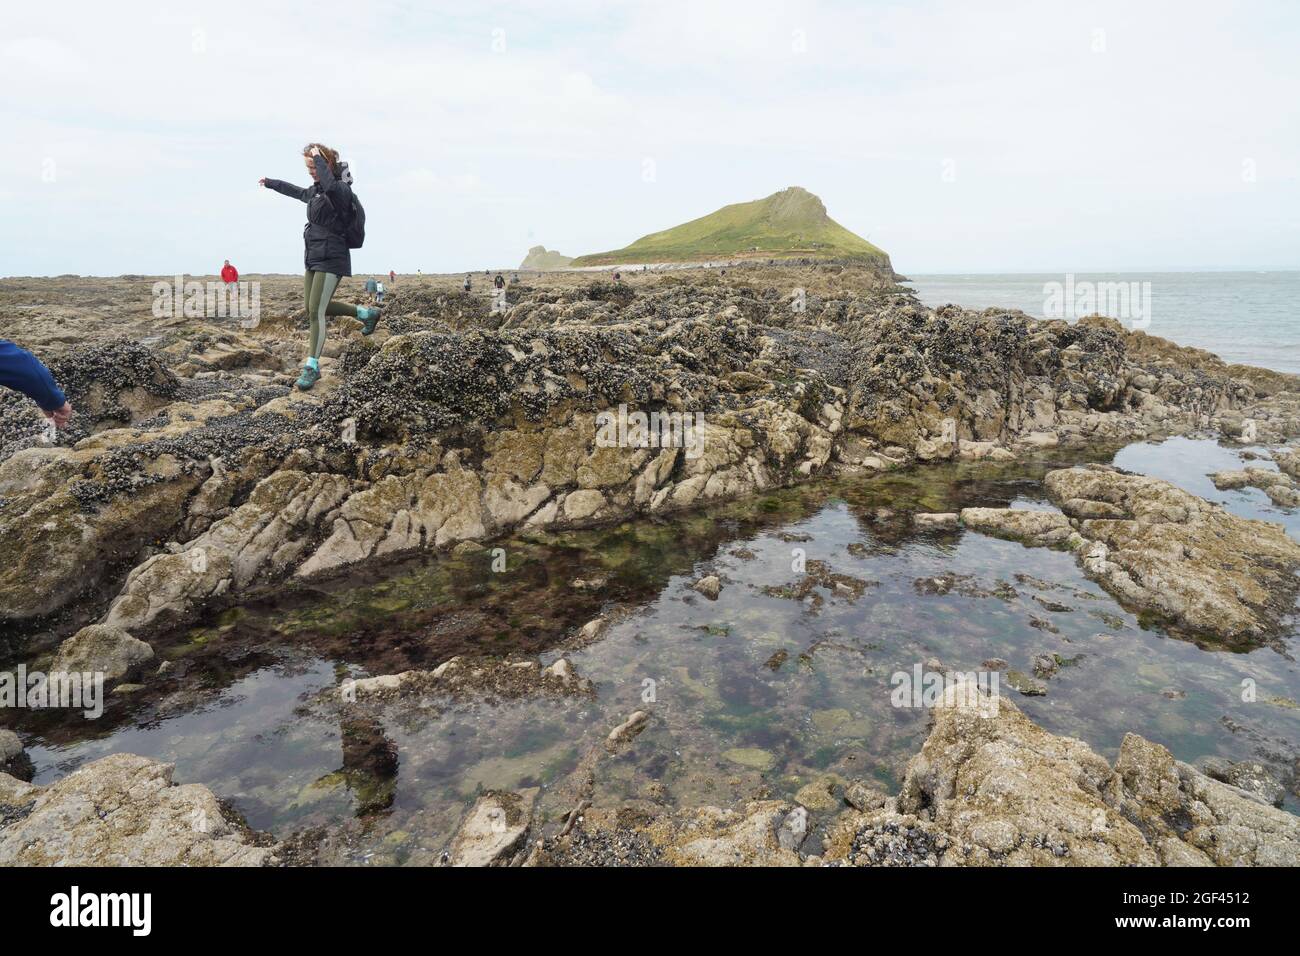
[572,187,892,269]
[519,246,574,271]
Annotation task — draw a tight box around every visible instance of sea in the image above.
[903,271,1300,375]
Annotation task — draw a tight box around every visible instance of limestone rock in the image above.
[0,449,201,621]
[446,788,539,866]
[0,753,274,866]
[106,470,352,633]
[959,507,1075,547]
[1197,758,1286,808]
[692,574,722,599]
[1209,467,1300,507]
[668,803,803,866]
[1114,734,1300,866]
[886,677,1300,866]
[794,775,841,811]
[607,710,651,748]
[0,730,23,764]
[913,511,958,530]
[50,624,153,684]
[298,466,481,578]
[1045,465,1300,644]
[777,806,809,850]
[844,781,888,812]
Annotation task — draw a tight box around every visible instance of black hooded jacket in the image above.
[263,154,354,277]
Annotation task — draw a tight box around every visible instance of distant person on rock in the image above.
[494,273,505,290]
[0,339,74,428]
[221,259,239,284]
[375,280,385,305]
[260,143,381,391]
[463,274,472,292]
[389,269,396,284]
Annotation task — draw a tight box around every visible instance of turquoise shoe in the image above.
[296,365,321,391]
[358,306,382,336]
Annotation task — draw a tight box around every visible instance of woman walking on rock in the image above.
[260,143,379,390]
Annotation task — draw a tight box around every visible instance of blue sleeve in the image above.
[0,340,67,411]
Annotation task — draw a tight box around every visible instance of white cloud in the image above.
[2,36,89,75]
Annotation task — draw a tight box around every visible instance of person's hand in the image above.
[259,177,268,186]
[43,402,74,428]
[309,147,321,157]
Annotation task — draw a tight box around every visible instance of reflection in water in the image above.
[1115,435,1300,537]
[6,439,1299,863]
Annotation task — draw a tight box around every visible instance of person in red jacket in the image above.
[221,260,239,284]
[388,269,395,284]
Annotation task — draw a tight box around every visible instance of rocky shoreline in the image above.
[4,267,1297,646]
[2,265,1300,865]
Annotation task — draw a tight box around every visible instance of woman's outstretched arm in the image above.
[259,177,312,202]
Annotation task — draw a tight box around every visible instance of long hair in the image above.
[303,143,341,175]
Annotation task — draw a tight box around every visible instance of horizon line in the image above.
[4,266,1300,281]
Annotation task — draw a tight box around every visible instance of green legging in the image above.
[304,270,359,359]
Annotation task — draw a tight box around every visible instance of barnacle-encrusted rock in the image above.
[0,447,201,621]
[3,269,1298,638]
[535,801,803,867]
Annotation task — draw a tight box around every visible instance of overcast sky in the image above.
[2,0,1297,277]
